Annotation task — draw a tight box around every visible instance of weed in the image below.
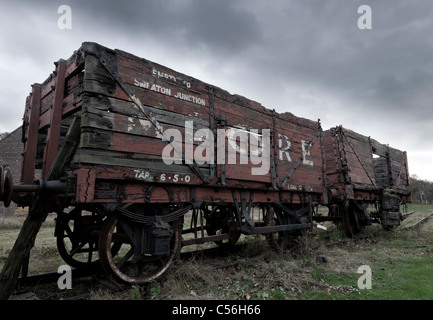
[3,208,433,300]
[129,285,143,300]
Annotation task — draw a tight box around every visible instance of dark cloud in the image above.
[0,0,432,179]
[55,0,264,55]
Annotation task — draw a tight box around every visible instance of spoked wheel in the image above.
[265,207,295,251]
[98,205,182,284]
[0,164,13,207]
[56,207,122,269]
[342,200,362,238]
[205,206,241,247]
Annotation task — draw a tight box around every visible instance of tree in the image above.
[409,174,433,204]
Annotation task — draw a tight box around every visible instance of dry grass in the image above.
[2,205,433,300]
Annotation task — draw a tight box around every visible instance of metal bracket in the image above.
[270,110,279,190]
[232,190,255,228]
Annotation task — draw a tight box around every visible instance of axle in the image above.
[0,163,66,207]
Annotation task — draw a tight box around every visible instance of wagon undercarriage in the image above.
[54,184,316,284]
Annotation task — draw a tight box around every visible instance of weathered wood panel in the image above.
[72,42,327,191]
[323,125,410,198]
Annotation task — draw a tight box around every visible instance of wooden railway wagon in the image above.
[0,42,329,286]
[323,126,411,236]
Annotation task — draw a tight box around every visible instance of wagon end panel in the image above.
[339,128,376,188]
[369,137,411,196]
[323,126,377,202]
[323,128,345,187]
[20,49,85,185]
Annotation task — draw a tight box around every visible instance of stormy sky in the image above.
[0,0,432,181]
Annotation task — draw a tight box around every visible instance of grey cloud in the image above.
[67,0,264,54]
[0,0,432,179]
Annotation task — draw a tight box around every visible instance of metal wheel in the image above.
[205,206,240,247]
[0,165,13,207]
[98,205,181,284]
[56,207,122,269]
[342,200,362,237]
[265,207,294,251]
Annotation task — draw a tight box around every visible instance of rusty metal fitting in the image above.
[0,164,13,207]
[0,163,67,208]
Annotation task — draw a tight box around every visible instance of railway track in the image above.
[402,210,433,230]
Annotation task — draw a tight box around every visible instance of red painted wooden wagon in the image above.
[0,43,328,285]
[323,126,411,236]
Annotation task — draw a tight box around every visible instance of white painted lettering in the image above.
[278,134,292,162]
[302,140,314,166]
[133,78,204,106]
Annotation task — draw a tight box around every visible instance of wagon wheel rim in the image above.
[342,201,361,238]
[265,206,293,251]
[98,212,180,284]
[0,165,13,207]
[205,206,241,247]
[56,208,122,269]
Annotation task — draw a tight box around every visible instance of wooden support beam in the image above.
[21,84,41,184]
[42,59,67,179]
[0,115,81,300]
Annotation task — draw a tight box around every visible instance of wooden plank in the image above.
[369,137,388,157]
[74,151,197,174]
[41,59,67,178]
[83,94,210,129]
[81,106,200,138]
[21,84,41,184]
[39,73,56,101]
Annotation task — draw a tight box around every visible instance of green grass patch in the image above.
[299,252,433,300]
[405,203,433,211]
[359,255,433,300]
